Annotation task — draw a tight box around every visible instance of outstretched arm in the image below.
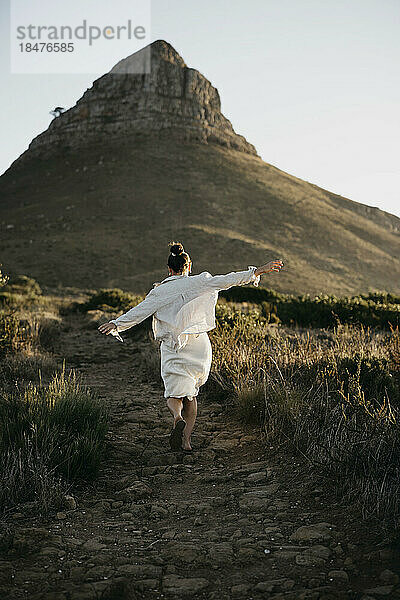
[98,290,160,336]
[201,260,283,292]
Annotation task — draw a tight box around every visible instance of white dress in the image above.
[160,332,212,400]
[109,266,260,401]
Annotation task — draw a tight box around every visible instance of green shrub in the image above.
[0,275,42,308]
[220,286,286,305]
[219,286,400,329]
[3,275,42,296]
[215,302,266,330]
[82,288,143,312]
[361,292,400,304]
[260,301,280,324]
[0,367,109,512]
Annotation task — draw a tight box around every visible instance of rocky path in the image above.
[1,314,400,600]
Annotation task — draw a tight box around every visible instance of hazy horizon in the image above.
[1,0,399,218]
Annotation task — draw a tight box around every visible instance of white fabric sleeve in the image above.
[201,266,260,292]
[108,290,160,333]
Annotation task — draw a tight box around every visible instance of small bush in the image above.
[361,291,400,304]
[388,325,400,372]
[0,313,34,358]
[0,269,40,374]
[215,302,266,330]
[4,275,42,296]
[82,288,143,312]
[219,286,400,330]
[0,275,43,308]
[336,354,397,404]
[0,367,109,512]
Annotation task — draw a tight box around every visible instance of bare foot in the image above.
[182,433,192,451]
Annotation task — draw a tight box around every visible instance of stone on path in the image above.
[290,523,334,543]
[327,570,349,584]
[63,495,77,510]
[246,471,268,483]
[81,538,107,551]
[162,541,202,563]
[297,544,331,566]
[116,564,162,578]
[116,481,152,501]
[363,585,395,596]
[11,528,61,555]
[162,575,209,596]
[380,569,399,585]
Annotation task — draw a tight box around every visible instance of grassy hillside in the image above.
[1,137,399,296]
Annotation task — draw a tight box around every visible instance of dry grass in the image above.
[209,309,400,525]
[0,367,109,514]
[0,350,59,386]
[0,277,109,515]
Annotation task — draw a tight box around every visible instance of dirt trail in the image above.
[1,313,399,600]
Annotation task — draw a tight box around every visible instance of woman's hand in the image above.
[254,260,284,277]
[98,322,117,335]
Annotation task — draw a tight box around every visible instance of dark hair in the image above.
[167,241,191,274]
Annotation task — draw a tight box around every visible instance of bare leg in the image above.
[166,397,184,427]
[182,397,197,450]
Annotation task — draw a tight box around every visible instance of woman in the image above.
[98,242,283,453]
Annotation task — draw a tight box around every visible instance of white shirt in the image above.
[109,266,260,350]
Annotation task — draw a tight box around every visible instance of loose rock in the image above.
[327,570,349,584]
[379,569,399,585]
[162,575,209,595]
[290,523,333,543]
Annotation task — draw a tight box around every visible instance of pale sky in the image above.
[1,0,399,217]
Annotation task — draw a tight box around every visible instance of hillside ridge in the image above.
[0,42,399,296]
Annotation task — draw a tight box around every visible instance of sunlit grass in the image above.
[0,366,109,513]
[210,306,400,524]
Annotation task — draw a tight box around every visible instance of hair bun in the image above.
[168,241,185,256]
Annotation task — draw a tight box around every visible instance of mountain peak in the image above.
[151,39,187,66]
[24,40,257,159]
[109,40,187,74]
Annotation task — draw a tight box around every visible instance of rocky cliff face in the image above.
[26,40,257,158]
